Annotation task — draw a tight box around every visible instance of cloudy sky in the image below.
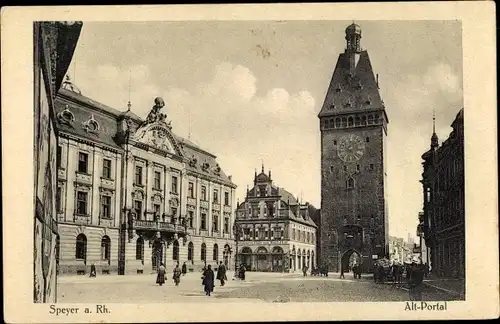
[67,20,463,241]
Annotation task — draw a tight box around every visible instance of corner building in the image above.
[235,166,317,272]
[55,84,236,275]
[420,109,464,281]
[33,21,82,302]
[318,23,389,273]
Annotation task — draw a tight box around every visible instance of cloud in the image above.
[164,62,319,204]
[385,62,462,240]
[71,61,320,206]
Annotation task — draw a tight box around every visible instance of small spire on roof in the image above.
[127,101,131,112]
[261,160,264,173]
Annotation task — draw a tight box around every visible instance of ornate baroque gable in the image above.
[129,97,184,157]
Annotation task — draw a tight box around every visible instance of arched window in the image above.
[136,237,144,260]
[173,240,179,261]
[335,118,341,128]
[201,243,206,261]
[101,236,111,261]
[188,242,194,261]
[341,117,347,127]
[213,244,219,262]
[76,234,87,260]
[347,178,355,189]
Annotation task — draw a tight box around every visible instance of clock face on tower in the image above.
[338,134,365,162]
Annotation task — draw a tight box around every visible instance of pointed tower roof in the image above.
[431,108,439,150]
[318,23,388,123]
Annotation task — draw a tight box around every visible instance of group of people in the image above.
[200,261,228,296]
[234,264,247,281]
[155,261,228,296]
[373,257,429,300]
[339,263,362,279]
[156,262,186,286]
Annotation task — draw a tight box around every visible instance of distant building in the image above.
[420,109,464,279]
[308,205,321,267]
[388,236,408,263]
[54,84,237,275]
[33,21,82,302]
[235,166,317,272]
[417,212,430,264]
[318,23,389,273]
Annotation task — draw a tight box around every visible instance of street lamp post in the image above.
[233,223,241,277]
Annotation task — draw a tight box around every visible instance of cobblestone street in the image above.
[58,272,453,303]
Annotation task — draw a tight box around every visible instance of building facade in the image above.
[420,109,464,280]
[388,236,409,264]
[34,21,82,302]
[234,166,317,272]
[318,23,390,273]
[55,84,237,275]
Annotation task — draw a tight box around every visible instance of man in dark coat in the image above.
[202,264,215,296]
[181,262,187,276]
[409,259,425,301]
[216,261,227,286]
[89,263,97,278]
[238,264,246,281]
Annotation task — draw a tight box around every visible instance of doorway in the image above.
[341,249,361,273]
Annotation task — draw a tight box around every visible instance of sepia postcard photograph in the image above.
[1,2,498,323]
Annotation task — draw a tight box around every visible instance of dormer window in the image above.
[188,156,198,168]
[329,104,335,110]
[336,84,342,92]
[57,105,75,125]
[82,114,99,134]
[213,163,221,175]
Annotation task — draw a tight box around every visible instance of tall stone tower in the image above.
[318,23,389,272]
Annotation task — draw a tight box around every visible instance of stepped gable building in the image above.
[234,166,317,272]
[318,23,389,273]
[420,109,464,282]
[34,21,82,303]
[54,84,236,275]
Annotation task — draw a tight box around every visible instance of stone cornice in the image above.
[59,131,122,154]
[186,169,237,189]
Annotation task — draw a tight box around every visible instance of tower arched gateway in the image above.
[319,23,389,273]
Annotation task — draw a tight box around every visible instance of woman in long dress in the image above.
[156,263,166,286]
[202,264,215,296]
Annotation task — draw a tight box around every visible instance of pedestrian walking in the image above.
[181,262,187,276]
[216,261,227,286]
[173,262,182,286]
[302,265,308,277]
[156,263,166,286]
[408,258,425,301]
[352,263,361,279]
[239,264,246,281]
[202,264,215,296]
[424,263,429,278]
[340,266,345,279]
[89,263,97,278]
